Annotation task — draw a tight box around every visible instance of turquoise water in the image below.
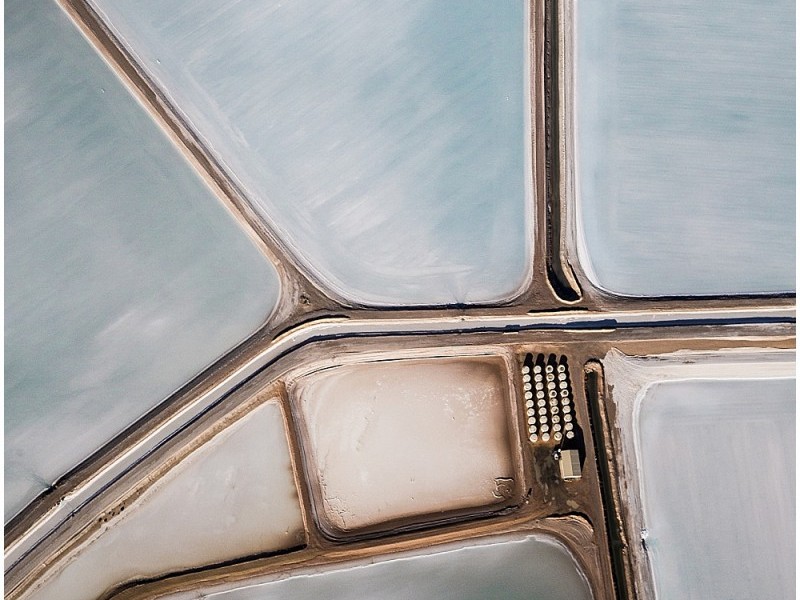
[638,379,795,599]
[576,0,795,296]
[5,0,280,521]
[170,533,593,600]
[88,0,532,306]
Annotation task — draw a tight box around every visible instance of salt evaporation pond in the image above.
[637,379,794,600]
[5,0,280,521]
[87,0,532,306]
[574,0,794,295]
[292,356,518,534]
[165,533,593,600]
[26,400,304,600]
[603,350,795,600]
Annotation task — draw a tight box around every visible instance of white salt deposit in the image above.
[25,401,304,600]
[604,349,794,600]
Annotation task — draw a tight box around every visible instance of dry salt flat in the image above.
[292,355,518,534]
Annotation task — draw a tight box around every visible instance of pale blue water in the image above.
[88,0,531,306]
[638,379,795,599]
[171,534,593,600]
[576,0,795,296]
[5,0,280,522]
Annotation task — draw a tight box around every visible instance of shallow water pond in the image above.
[575,0,794,296]
[5,0,280,521]
[89,0,533,306]
[637,378,794,599]
[169,533,593,600]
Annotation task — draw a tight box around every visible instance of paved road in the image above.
[5,305,794,569]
